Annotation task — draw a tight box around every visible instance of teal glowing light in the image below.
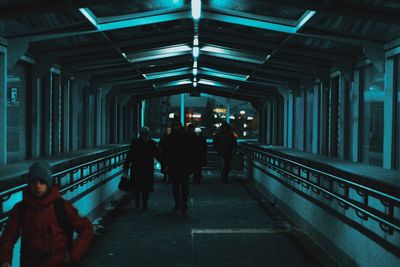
[295,10,316,31]
[128,44,192,63]
[158,79,192,88]
[193,61,198,68]
[201,45,264,64]
[193,68,198,76]
[193,46,200,58]
[193,81,198,87]
[143,67,191,80]
[192,0,202,20]
[79,8,98,28]
[198,79,230,88]
[200,67,249,81]
[193,36,199,46]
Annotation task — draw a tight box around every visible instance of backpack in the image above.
[18,198,74,248]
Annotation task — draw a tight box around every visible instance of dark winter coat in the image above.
[163,129,195,175]
[0,186,93,267]
[124,138,159,192]
[193,134,207,167]
[213,131,238,158]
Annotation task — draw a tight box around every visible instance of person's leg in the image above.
[181,175,189,214]
[222,155,232,183]
[134,188,141,208]
[142,191,149,210]
[172,174,181,211]
[220,156,226,183]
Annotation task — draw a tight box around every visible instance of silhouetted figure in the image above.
[0,162,93,267]
[213,122,238,183]
[192,127,207,184]
[124,127,159,210]
[158,127,171,183]
[163,120,195,214]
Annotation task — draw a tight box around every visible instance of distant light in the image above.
[247,116,253,120]
[122,52,127,59]
[244,123,248,128]
[193,36,199,46]
[193,46,200,58]
[193,68,198,76]
[243,131,247,137]
[240,110,246,115]
[221,115,226,119]
[193,77,197,82]
[192,113,201,118]
[193,81,198,87]
[169,113,175,118]
[229,115,235,119]
[214,114,218,118]
[193,61,198,68]
[191,0,201,20]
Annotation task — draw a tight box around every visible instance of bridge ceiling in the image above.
[1,0,400,99]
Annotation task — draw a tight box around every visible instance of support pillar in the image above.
[312,82,321,154]
[95,89,102,147]
[287,91,294,148]
[141,99,146,128]
[226,99,231,123]
[383,57,396,169]
[180,94,184,126]
[0,45,7,164]
[30,58,55,158]
[62,78,70,153]
[351,70,362,162]
[41,72,52,157]
[70,79,78,151]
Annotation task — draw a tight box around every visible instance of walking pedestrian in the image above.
[163,120,195,214]
[0,162,93,267]
[213,122,237,183]
[123,127,160,211]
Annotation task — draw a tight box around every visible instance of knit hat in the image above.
[27,162,53,187]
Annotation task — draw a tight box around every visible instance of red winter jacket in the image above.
[0,185,93,267]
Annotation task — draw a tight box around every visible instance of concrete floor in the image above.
[78,173,330,267]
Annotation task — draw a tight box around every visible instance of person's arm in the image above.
[0,204,22,265]
[63,201,93,263]
[123,143,135,172]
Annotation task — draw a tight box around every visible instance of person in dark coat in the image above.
[163,120,195,214]
[213,122,238,183]
[0,162,93,267]
[191,127,207,184]
[123,127,160,210]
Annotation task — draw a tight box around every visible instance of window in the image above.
[361,64,384,166]
[396,57,400,169]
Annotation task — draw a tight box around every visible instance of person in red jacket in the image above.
[0,162,93,267]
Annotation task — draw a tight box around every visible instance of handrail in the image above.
[0,147,129,232]
[242,144,400,202]
[238,143,400,236]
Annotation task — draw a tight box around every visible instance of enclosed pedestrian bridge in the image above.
[1,1,400,266]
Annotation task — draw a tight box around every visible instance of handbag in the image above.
[118,172,131,191]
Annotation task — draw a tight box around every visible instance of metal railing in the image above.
[0,147,129,232]
[239,143,400,253]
